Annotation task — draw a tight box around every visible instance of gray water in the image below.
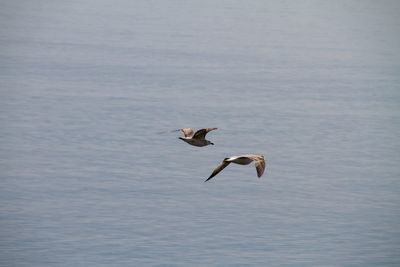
[1,0,400,266]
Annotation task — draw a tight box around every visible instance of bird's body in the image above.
[205,154,266,181]
[178,137,212,147]
[225,156,254,165]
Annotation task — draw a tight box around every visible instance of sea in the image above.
[0,0,399,266]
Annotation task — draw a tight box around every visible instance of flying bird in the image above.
[160,127,218,147]
[205,155,266,182]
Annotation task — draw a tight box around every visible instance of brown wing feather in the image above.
[193,127,217,140]
[254,157,266,178]
[205,160,230,182]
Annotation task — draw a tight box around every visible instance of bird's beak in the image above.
[211,142,214,145]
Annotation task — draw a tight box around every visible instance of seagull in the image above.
[160,128,218,147]
[205,155,266,182]
[177,127,217,147]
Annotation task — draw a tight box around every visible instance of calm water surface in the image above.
[1,1,400,266]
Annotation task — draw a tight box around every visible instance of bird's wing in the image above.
[251,156,266,178]
[159,128,194,137]
[193,127,217,140]
[157,128,194,137]
[205,160,230,182]
[179,128,195,137]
